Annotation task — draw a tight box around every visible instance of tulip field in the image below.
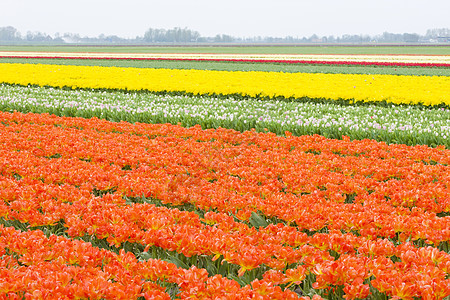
[0,46,449,299]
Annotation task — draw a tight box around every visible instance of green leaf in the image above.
[138,251,152,261]
[227,273,248,287]
[249,211,268,229]
[166,253,190,269]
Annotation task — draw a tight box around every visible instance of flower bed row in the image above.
[2,55,450,68]
[0,63,449,106]
[1,111,450,298]
[2,111,449,242]
[1,51,449,66]
[1,225,312,300]
[1,84,448,148]
[4,57,449,77]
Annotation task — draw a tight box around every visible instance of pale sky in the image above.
[1,0,449,38]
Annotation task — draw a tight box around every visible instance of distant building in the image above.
[437,36,450,43]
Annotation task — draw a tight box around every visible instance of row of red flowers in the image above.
[1,112,450,299]
[1,55,448,68]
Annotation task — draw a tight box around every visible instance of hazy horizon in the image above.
[1,0,449,39]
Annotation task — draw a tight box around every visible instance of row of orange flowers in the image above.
[1,112,450,298]
[0,225,310,300]
[0,225,170,299]
[3,183,450,300]
[1,112,449,242]
[4,166,450,299]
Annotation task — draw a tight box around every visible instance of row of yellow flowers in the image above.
[0,63,449,106]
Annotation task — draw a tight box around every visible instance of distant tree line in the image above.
[0,26,449,44]
[143,27,201,43]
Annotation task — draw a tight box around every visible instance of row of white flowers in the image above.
[0,84,448,147]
